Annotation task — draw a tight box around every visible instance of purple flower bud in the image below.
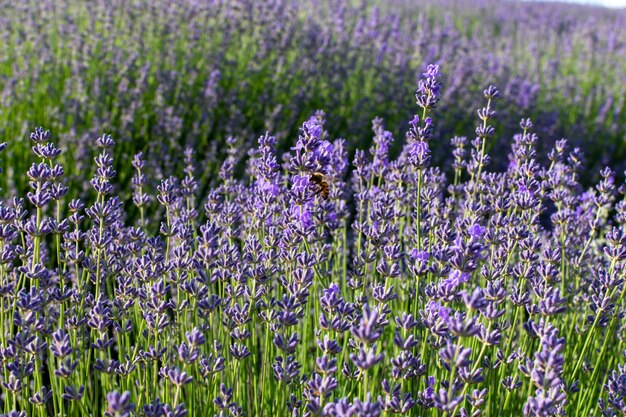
[349,345,384,370]
[104,391,134,417]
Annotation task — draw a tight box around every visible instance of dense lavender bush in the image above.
[0,0,625,198]
[0,64,625,416]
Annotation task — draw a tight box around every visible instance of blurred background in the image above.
[0,0,624,200]
[538,0,626,7]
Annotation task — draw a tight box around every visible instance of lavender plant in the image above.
[0,62,625,417]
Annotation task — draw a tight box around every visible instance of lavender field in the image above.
[0,0,625,416]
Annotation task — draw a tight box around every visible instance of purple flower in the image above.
[350,345,384,370]
[291,203,314,230]
[468,223,486,239]
[350,304,384,344]
[425,300,451,324]
[105,391,134,417]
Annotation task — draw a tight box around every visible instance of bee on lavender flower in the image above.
[308,171,331,200]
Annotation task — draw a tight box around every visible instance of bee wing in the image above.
[321,174,338,183]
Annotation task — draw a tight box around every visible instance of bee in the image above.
[309,172,330,200]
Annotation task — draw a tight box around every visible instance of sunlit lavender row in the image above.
[0,64,625,417]
[1,0,625,199]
